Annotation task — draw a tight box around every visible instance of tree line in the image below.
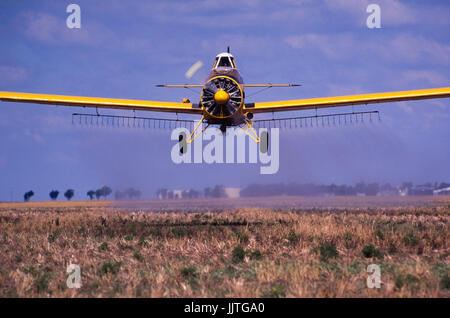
[22,186,142,202]
[240,182,450,197]
[86,186,112,200]
[157,185,226,199]
[155,182,450,200]
[24,189,75,202]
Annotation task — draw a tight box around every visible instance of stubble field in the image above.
[0,196,449,297]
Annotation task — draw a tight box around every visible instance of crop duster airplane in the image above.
[1,48,450,145]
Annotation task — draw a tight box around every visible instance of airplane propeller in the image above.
[201,77,243,118]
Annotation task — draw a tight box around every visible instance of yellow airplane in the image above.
[1,49,450,144]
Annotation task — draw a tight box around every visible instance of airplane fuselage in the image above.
[200,53,248,129]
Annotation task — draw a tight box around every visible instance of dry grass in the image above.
[0,196,449,298]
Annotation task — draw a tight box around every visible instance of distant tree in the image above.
[180,189,200,199]
[135,190,141,199]
[204,187,211,198]
[95,189,102,200]
[355,182,366,194]
[49,190,59,200]
[402,182,413,190]
[156,188,168,199]
[189,189,200,199]
[124,188,132,199]
[240,184,258,197]
[24,190,34,202]
[64,189,74,200]
[87,190,95,200]
[100,186,112,199]
[115,190,123,200]
[366,183,380,196]
[211,185,226,198]
[122,187,138,199]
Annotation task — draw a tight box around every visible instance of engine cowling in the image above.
[201,76,243,118]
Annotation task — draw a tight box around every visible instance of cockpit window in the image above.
[230,57,236,68]
[218,57,232,67]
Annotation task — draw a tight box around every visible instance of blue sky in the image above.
[0,0,449,201]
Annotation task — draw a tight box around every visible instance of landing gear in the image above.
[220,124,227,133]
[240,120,260,143]
[260,130,269,153]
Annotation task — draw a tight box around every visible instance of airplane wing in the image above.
[0,91,202,114]
[156,84,300,88]
[245,87,450,113]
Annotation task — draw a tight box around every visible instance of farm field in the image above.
[0,196,449,297]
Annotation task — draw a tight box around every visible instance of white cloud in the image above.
[40,114,70,130]
[326,83,368,96]
[0,156,6,168]
[399,70,448,86]
[200,34,273,56]
[284,33,355,59]
[24,129,44,144]
[427,100,447,111]
[396,102,413,114]
[421,110,450,131]
[284,32,450,66]
[23,12,60,43]
[382,34,450,65]
[18,11,199,60]
[84,0,317,29]
[325,0,416,26]
[20,12,118,48]
[46,151,78,165]
[0,65,28,84]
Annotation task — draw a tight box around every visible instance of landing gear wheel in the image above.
[179,132,187,154]
[260,131,269,153]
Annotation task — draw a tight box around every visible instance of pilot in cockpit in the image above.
[213,53,236,69]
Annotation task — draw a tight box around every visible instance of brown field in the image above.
[0,196,449,298]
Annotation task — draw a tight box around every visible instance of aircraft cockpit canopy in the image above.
[213,53,236,69]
